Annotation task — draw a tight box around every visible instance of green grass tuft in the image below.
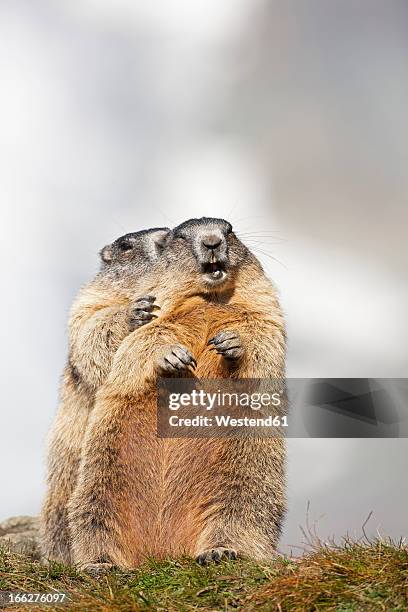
[1,539,408,610]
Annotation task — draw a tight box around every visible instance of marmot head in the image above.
[99,228,170,276]
[167,217,260,292]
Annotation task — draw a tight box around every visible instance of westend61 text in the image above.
[169,414,288,428]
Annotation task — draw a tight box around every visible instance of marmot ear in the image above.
[100,244,113,263]
[154,230,170,254]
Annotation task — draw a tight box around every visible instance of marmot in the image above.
[40,228,170,563]
[67,217,286,572]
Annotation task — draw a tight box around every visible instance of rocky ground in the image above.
[0,515,40,560]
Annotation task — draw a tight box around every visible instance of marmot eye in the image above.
[118,240,133,252]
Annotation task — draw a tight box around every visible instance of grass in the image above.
[1,539,408,611]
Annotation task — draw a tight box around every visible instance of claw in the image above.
[158,344,197,375]
[134,304,160,312]
[196,547,238,565]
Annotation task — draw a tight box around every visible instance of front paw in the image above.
[208,330,244,361]
[129,295,159,330]
[157,344,197,375]
[196,547,237,565]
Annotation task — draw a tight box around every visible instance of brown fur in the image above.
[68,227,286,568]
[40,229,169,563]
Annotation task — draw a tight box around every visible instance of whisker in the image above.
[238,233,286,237]
[249,246,288,269]
[225,203,240,221]
[239,237,287,245]
[236,232,287,240]
[237,229,284,234]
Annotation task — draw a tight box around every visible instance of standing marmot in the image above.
[68,217,286,572]
[40,228,169,563]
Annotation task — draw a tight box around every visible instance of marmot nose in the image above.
[202,234,222,250]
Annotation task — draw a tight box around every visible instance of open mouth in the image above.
[201,260,227,283]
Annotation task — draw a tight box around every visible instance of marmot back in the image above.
[40,227,169,563]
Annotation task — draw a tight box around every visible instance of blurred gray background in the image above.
[0,0,407,554]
